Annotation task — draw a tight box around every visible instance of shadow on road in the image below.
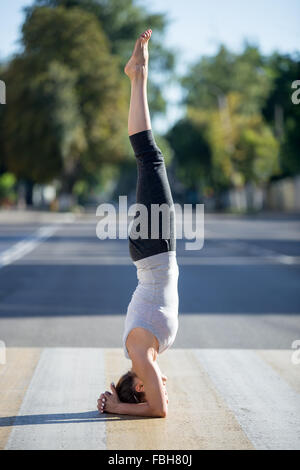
[0,410,148,427]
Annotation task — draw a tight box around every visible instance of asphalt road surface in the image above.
[0,210,300,349]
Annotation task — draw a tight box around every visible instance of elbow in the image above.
[159,409,167,418]
[151,407,168,418]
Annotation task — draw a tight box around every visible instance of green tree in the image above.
[182,44,271,115]
[263,52,300,176]
[166,117,212,193]
[173,44,280,196]
[2,6,128,193]
[28,0,176,115]
[186,93,279,189]
[0,173,17,205]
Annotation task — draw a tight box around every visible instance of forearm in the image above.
[116,401,167,418]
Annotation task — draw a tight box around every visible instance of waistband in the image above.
[134,250,177,270]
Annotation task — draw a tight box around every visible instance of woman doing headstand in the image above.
[97,29,178,418]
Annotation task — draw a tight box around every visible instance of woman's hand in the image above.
[97,383,120,414]
[161,374,169,404]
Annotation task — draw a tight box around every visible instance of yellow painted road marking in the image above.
[0,348,41,449]
[105,349,253,450]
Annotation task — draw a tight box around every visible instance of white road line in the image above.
[194,349,300,450]
[178,256,300,265]
[0,225,60,269]
[5,348,106,450]
[9,255,300,266]
[226,239,299,265]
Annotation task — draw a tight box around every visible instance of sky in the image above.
[146,0,300,71]
[0,0,299,130]
[144,0,300,130]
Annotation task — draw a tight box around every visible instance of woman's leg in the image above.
[125,30,175,262]
[125,30,152,136]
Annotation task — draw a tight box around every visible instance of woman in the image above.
[97,29,179,418]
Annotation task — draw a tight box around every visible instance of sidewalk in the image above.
[0,209,77,224]
[1,348,299,450]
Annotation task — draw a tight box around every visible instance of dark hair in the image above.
[115,370,146,403]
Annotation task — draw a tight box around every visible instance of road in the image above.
[0,210,299,348]
[0,209,300,450]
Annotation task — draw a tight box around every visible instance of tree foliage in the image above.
[1,3,298,203]
[166,117,212,191]
[2,6,128,191]
[0,0,176,197]
[169,44,287,195]
[27,0,176,114]
[182,44,272,115]
[263,52,300,176]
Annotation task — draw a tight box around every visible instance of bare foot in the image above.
[124,29,152,80]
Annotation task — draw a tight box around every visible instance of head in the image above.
[115,370,146,403]
[115,370,168,404]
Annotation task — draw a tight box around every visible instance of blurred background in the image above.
[0,0,299,350]
[0,0,299,212]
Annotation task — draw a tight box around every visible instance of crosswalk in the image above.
[1,348,299,450]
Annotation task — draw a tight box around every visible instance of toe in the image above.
[141,29,151,40]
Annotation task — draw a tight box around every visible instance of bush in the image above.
[0,172,17,206]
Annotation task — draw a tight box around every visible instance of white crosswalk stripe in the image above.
[194,349,300,450]
[5,348,106,450]
[1,348,300,450]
